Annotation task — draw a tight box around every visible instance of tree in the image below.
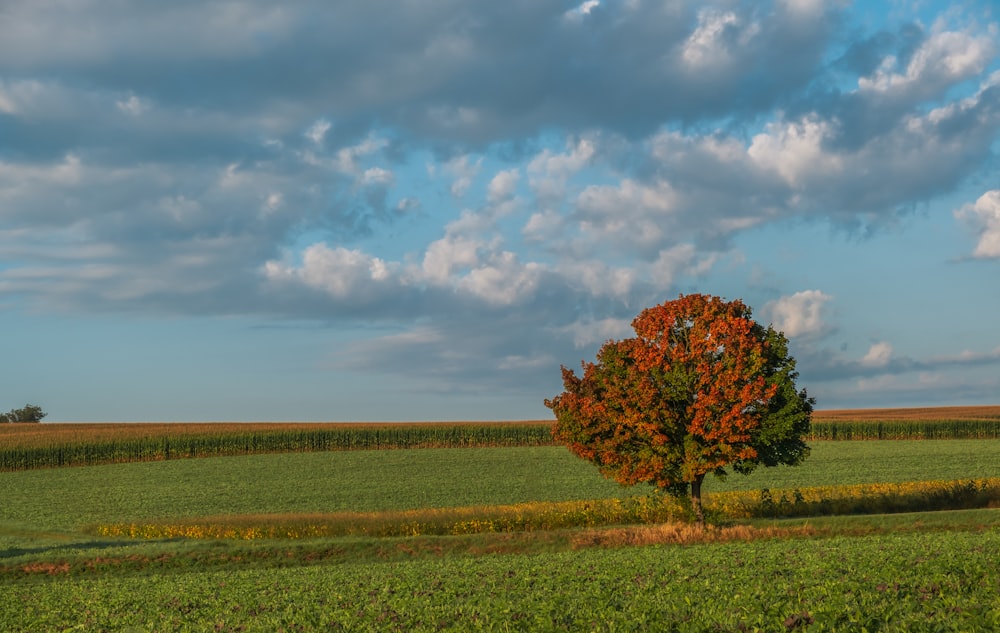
[0,404,47,423]
[545,294,813,525]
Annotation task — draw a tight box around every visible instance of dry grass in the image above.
[570,522,817,548]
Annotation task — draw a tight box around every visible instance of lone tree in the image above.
[545,294,813,525]
[0,404,47,423]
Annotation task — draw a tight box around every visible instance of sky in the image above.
[1,0,999,422]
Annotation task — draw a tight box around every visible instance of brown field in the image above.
[812,405,1000,421]
[2,406,999,451]
[0,420,551,450]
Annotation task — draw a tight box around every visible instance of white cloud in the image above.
[522,209,564,243]
[442,154,483,198]
[777,0,826,17]
[555,317,632,348]
[487,168,519,203]
[457,251,541,306]
[116,94,148,117]
[421,234,482,282]
[861,341,894,368]
[263,244,395,299]
[561,260,635,299]
[528,137,596,202]
[0,153,84,193]
[858,23,996,100]
[748,116,843,188]
[361,167,394,186]
[564,0,600,21]
[682,9,739,69]
[955,189,1000,258]
[305,119,332,145]
[331,135,388,174]
[262,193,283,215]
[647,244,701,288]
[574,178,677,254]
[763,290,832,338]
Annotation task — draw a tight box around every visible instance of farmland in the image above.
[1,408,1000,631]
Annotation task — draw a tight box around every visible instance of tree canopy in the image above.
[0,404,47,423]
[545,294,813,524]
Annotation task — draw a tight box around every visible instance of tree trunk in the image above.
[691,474,705,527]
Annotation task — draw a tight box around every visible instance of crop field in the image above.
[1,410,999,631]
[812,405,1000,420]
[2,405,1000,471]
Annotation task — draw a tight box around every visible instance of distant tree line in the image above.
[0,404,46,423]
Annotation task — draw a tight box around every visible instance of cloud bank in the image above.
[1,0,999,413]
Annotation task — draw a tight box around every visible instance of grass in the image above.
[2,441,999,538]
[2,525,998,631]
[2,441,999,535]
[3,437,1000,631]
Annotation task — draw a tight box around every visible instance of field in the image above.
[2,408,1000,631]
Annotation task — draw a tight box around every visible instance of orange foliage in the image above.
[546,294,812,521]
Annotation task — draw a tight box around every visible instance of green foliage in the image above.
[2,529,998,631]
[732,327,813,475]
[0,404,46,423]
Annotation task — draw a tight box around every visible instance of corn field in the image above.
[2,414,1000,472]
[0,422,556,472]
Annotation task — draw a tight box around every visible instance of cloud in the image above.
[528,137,597,204]
[442,155,483,199]
[682,9,744,70]
[857,21,996,102]
[0,0,997,407]
[955,189,1000,258]
[796,339,1000,388]
[487,168,520,203]
[264,245,395,300]
[861,341,894,367]
[763,290,833,339]
[305,119,332,146]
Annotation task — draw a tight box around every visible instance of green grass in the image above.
[2,527,998,632]
[0,447,629,531]
[2,441,999,535]
[705,439,1000,492]
[3,441,1000,631]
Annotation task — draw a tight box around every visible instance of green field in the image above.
[3,441,999,535]
[3,529,999,632]
[2,435,1000,631]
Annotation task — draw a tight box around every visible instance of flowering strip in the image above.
[94,478,1000,540]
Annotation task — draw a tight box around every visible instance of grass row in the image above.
[3,415,1000,471]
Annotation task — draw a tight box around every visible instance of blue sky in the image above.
[2,0,999,421]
